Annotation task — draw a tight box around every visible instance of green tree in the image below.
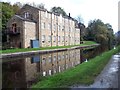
[51,7,67,16]
[105,23,115,49]
[37,3,45,9]
[2,2,15,31]
[86,19,114,49]
[2,2,20,43]
[12,2,21,14]
[2,2,15,43]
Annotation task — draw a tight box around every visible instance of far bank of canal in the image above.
[1,44,99,58]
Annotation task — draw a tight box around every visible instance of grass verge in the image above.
[32,45,120,88]
[1,41,97,54]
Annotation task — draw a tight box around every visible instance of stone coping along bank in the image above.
[1,44,99,59]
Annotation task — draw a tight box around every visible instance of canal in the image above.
[2,45,108,88]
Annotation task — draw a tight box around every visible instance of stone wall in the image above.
[24,21,36,48]
[7,16,24,48]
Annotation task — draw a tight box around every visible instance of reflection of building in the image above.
[7,4,80,48]
[2,49,81,88]
[40,49,81,76]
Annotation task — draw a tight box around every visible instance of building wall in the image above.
[17,5,40,40]
[24,58,39,82]
[57,15,65,46]
[75,28,80,45]
[7,16,24,48]
[38,9,79,47]
[39,11,53,47]
[23,21,36,48]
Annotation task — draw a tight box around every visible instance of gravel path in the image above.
[71,52,120,89]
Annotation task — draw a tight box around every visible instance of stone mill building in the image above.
[6,4,80,48]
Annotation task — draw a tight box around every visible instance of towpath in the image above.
[71,52,120,89]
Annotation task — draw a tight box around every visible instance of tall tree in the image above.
[2,2,15,31]
[51,7,67,16]
[37,3,45,9]
[86,19,114,49]
[12,2,21,14]
[76,15,84,23]
[2,2,14,42]
[1,2,20,43]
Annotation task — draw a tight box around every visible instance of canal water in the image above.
[2,46,108,88]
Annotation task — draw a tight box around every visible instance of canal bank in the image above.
[1,44,99,58]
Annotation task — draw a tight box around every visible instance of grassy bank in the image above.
[1,41,97,54]
[32,45,120,88]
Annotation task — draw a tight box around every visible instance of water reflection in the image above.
[2,49,81,88]
[2,45,107,88]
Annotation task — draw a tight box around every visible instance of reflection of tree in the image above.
[115,31,120,45]
[2,60,26,88]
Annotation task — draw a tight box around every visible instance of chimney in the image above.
[69,13,70,17]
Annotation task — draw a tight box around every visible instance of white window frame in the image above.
[52,14,54,19]
[42,35,45,42]
[54,24,56,31]
[54,36,56,42]
[45,11,47,18]
[42,57,46,65]
[42,22,45,29]
[48,35,51,42]
[48,23,51,30]
[62,36,64,42]
[48,56,52,63]
[58,36,60,42]
[59,25,61,31]
[24,12,30,18]
[58,55,61,61]
[53,56,56,61]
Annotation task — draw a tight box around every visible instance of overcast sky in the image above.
[2,0,119,33]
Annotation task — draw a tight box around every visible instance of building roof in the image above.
[22,4,77,21]
[14,15,37,23]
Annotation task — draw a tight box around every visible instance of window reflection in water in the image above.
[58,66,61,72]
[43,71,46,76]
[49,70,52,75]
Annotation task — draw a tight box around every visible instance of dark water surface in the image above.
[2,46,107,88]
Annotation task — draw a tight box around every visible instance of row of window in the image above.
[41,11,74,25]
[42,35,80,42]
[24,11,74,26]
[41,22,75,32]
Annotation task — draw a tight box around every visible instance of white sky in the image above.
[2,0,119,33]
